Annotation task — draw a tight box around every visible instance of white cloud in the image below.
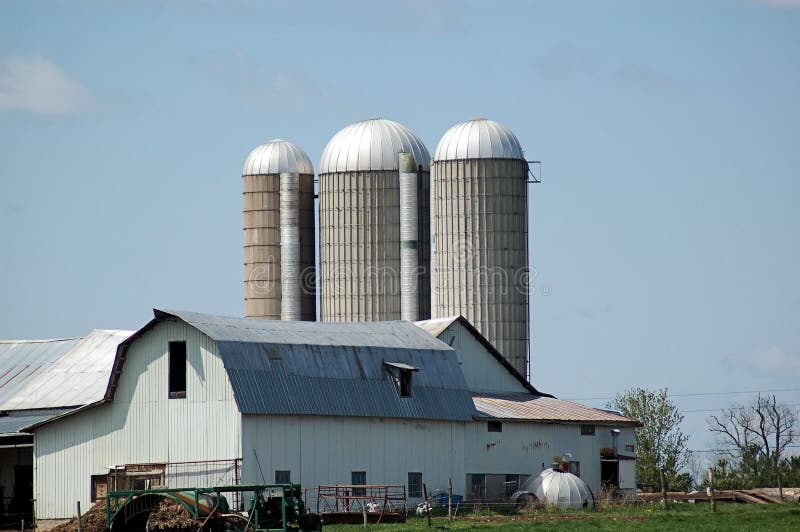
[0,54,93,115]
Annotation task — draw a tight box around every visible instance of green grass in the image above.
[323,502,800,531]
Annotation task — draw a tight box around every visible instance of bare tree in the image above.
[708,394,798,498]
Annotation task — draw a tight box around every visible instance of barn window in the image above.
[408,472,422,498]
[351,471,366,496]
[384,362,420,398]
[168,341,187,399]
[469,474,486,499]
[487,421,502,432]
[91,474,108,502]
[569,461,581,477]
[275,470,291,484]
[580,424,595,436]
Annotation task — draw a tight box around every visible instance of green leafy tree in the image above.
[608,387,691,493]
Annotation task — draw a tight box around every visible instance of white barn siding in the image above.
[241,415,466,500]
[33,320,241,518]
[464,421,635,497]
[438,322,528,394]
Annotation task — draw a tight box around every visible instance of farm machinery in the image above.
[106,484,322,531]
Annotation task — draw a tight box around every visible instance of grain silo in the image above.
[318,118,431,322]
[243,139,316,321]
[431,118,530,376]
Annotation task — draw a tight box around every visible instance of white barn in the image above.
[27,310,638,520]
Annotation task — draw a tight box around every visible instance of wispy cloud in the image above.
[728,345,800,379]
[533,43,597,81]
[0,54,93,115]
[196,51,335,113]
[616,64,682,92]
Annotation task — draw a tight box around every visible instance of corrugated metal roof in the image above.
[319,118,431,174]
[0,330,131,411]
[0,337,82,407]
[0,413,58,435]
[433,118,525,161]
[414,316,460,339]
[242,139,314,176]
[473,393,640,425]
[106,310,477,422]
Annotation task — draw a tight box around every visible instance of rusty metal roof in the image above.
[473,393,640,425]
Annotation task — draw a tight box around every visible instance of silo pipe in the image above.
[399,152,419,322]
[280,172,301,320]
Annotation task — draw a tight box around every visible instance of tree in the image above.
[608,387,691,494]
[707,394,798,497]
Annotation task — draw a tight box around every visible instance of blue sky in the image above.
[1,0,798,457]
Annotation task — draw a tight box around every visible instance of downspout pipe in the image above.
[399,152,419,321]
[280,172,301,320]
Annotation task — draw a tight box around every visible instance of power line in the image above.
[691,445,800,454]
[682,403,800,414]
[564,387,800,402]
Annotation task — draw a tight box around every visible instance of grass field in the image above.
[324,502,800,531]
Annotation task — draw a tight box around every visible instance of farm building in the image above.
[0,330,130,526]
[25,309,637,521]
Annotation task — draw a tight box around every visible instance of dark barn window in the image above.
[168,341,187,398]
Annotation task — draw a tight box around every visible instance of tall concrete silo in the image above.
[318,118,431,322]
[431,118,530,376]
[243,139,316,321]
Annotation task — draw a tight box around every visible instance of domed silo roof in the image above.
[318,118,430,174]
[243,139,314,176]
[529,469,595,510]
[433,118,524,161]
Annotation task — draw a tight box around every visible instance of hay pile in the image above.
[48,498,200,532]
[146,498,198,530]
[50,500,108,532]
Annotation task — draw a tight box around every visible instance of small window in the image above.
[399,369,413,397]
[625,444,635,453]
[470,474,486,499]
[504,474,519,497]
[487,421,502,433]
[352,471,366,496]
[91,474,108,502]
[408,472,422,498]
[569,461,581,477]
[580,424,595,436]
[275,470,291,484]
[168,341,187,399]
[384,362,419,398]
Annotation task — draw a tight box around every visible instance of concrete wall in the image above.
[435,321,528,394]
[241,415,465,503]
[33,320,241,518]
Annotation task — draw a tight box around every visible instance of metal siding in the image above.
[432,158,530,376]
[434,321,529,394]
[319,169,431,322]
[243,171,316,321]
[33,320,241,519]
[241,415,466,500]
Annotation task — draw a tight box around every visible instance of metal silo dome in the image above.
[242,139,316,322]
[243,139,315,176]
[319,118,430,173]
[318,118,431,323]
[431,118,531,378]
[513,469,595,510]
[433,118,524,161]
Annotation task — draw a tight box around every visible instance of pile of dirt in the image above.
[50,500,108,532]
[146,498,198,530]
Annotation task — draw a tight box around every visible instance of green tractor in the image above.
[106,483,322,531]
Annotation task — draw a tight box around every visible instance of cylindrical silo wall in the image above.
[319,170,430,322]
[431,158,529,375]
[244,173,316,320]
